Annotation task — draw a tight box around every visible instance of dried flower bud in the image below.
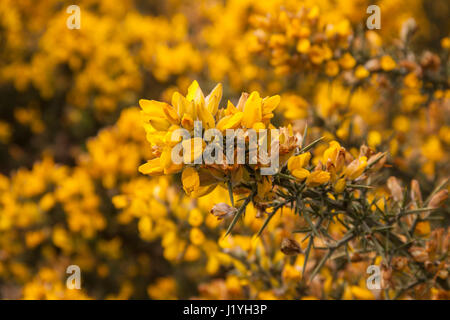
[381,264,393,289]
[391,256,408,271]
[382,265,392,281]
[364,59,380,72]
[409,246,428,263]
[428,190,448,209]
[367,152,386,171]
[424,261,435,273]
[255,203,267,218]
[350,252,363,262]
[437,269,448,280]
[280,238,302,255]
[335,148,346,172]
[210,203,237,220]
[399,59,419,71]
[410,179,423,206]
[426,238,437,254]
[400,18,417,43]
[420,51,441,72]
[387,176,403,202]
[314,161,323,172]
[359,144,374,158]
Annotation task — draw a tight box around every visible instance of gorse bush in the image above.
[0,0,448,300]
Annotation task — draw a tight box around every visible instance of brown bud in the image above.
[255,203,267,218]
[410,179,423,206]
[359,144,374,159]
[426,238,437,254]
[365,59,380,72]
[424,261,435,273]
[409,246,428,263]
[280,238,302,256]
[335,148,346,172]
[382,265,392,281]
[350,252,363,262]
[420,51,441,72]
[210,203,237,220]
[387,176,403,202]
[428,189,448,209]
[381,265,393,289]
[400,18,417,43]
[399,59,419,72]
[437,269,448,280]
[367,152,387,171]
[314,161,323,172]
[391,256,408,271]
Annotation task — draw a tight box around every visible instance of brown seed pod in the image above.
[210,203,237,220]
[281,238,302,255]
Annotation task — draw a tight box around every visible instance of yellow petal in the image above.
[181,114,194,130]
[306,170,330,187]
[225,100,238,116]
[242,91,262,128]
[172,92,185,115]
[287,153,311,172]
[139,158,164,176]
[144,116,171,131]
[196,103,215,129]
[216,112,244,131]
[205,83,222,115]
[262,95,280,115]
[292,168,310,180]
[139,99,166,117]
[182,167,200,195]
[182,137,205,163]
[186,80,200,101]
[162,103,180,124]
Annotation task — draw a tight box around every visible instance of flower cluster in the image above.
[0,0,448,300]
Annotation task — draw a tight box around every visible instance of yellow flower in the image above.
[350,286,375,299]
[190,227,205,245]
[216,112,244,131]
[139,100,173,131]
[325,61,339,77]
[188,208,204,227]
[334,178,346,193]
[139,158,164,176]
[306,170,330,187]
[441,37,450,49]
[182,137,206,164]
[380,55,396,71]
[182,167,200,196]
[404,72,420,89]
[421,136,444,162]
[288,152,311,170]
[309,45,326,65]
[339,53,356,69]
[291,168,310,180]
[355,65,369,79]
[288,152,311,180]
[296,39,311,53]
[368,131,382,148]
[393,116,410,133]
[323,141,341,164]
[138,216,153,240]
[39,193,55,211]
[282,264,302,281]
[415,221,431,236]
